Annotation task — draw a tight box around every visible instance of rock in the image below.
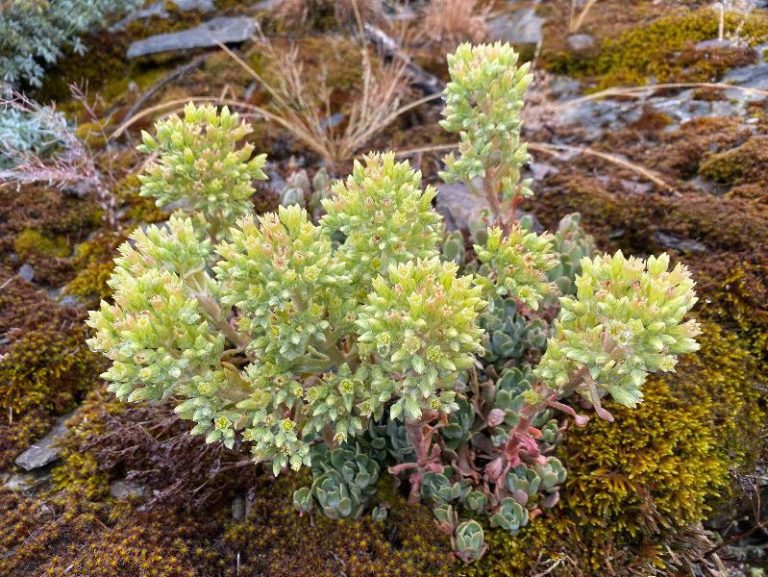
[529,162,558,181]
[619,179,653,195]
[489,8,544,46]
[58,295,82,308]
[694,39,741,51]
[111,0,215,31]
[110,479,149,500]
[549,76,582,101]
[724,62,768,89]
[232,493,246,521]
[567,33,595,51]
[435,182,490,232]
[653,231,707,254]
[18,263,35,282]
[251,0,283,10]
[14,414,71,471]
[4,471,42,492]
[173,0,215,11]
[435,182,541,233]
[127,16,258,59]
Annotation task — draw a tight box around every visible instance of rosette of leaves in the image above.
[293,446,381,519]
[454,520,486,563]
[138,103,267,240]
[478,298,548,369]
[534,251,702,415]
[547,213,596,297]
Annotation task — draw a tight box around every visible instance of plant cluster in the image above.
[0,88,69,169]
[0,0,141,88]
[89,43,701,562]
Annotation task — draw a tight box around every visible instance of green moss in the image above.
[698,135,768,186]
[0,269,104,420]
[0,486,226,577]
[64,232,126,303]
[13,229,71,259]
[223,475,454,577]
[547,8,768,88]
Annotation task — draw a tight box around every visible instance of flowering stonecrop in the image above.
[321,153,443,288]
[534,251,701,415]
[89,43,702,564]
[440,42,534,229]
[475,225,558,310]
[356,258,486,421]
[138,103,268,240]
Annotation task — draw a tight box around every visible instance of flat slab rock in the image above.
[127,16,257,58]
[14,414,71,471]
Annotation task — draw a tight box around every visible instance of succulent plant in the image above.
[454,520,486,563]
[534,251,701,417]
[138,103,267,241]
[489,497,529,534]
[89,44,701,564]
[440,42,534,230]
[299,446,381,519]
[547,212,597,298]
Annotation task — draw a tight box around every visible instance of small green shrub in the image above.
[0,0,141,88]
[88,43,701,562]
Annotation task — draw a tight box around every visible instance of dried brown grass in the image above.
[276,0,384,28]
[421,0,491,48]
[218,37,438,170]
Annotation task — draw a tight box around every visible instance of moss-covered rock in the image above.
[547,8,768,89]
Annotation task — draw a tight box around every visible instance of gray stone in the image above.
[489,8,544,46]
[435,182,540,233]
[529,162,558,181]
[18,264,35,282]
[724,63,768,88]
[4,471,40,492]
[127,16,258,58]
[251,0,283,10]
[618,179,653,195]
[14,415,70,471]
[435,182,490,232]
[694,39,741,51]
[110,479,149,500]
[567,33,595,51]
[173,0,215,12]
[58,295,82,308]
[112,0,216,31]
[653,231,707,254]
[549,76,582,101]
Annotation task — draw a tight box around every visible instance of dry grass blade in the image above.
[559,82,768,108]
[421,0,491,48]
[393,141,678,195]
[569,0,601,33]
[527,142,679,196]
